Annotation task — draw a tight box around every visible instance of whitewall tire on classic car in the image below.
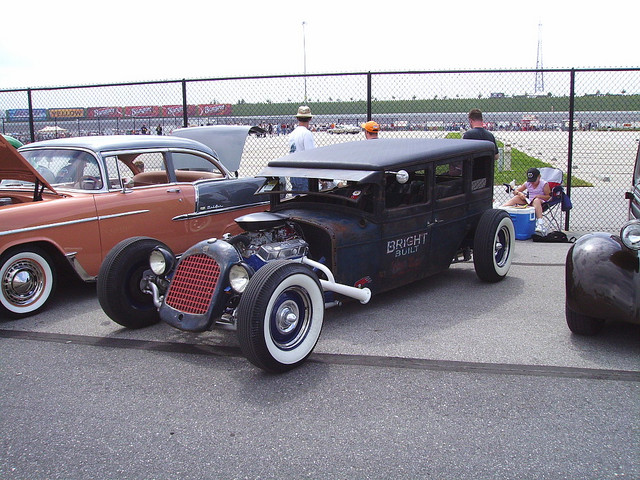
[0,247,56,317]
[98,236,169,329]
[236,260,324,373]
[473,209,515,283]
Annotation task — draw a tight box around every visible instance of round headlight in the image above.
[620,220,640,251]
[229,264,251,293]
[149,248,174,275]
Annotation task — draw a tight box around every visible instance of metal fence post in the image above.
[366,72,372,121]
[565,68,576,231]
[182,79,188,129]
[27,88,35,143]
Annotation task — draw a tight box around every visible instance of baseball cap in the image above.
[527,168,541,182]
[361,121,380,133]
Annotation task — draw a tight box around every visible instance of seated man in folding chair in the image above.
[502,167,551,235]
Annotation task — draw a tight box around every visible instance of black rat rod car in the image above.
[98,138,515,372]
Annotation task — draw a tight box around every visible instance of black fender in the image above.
[565,233,639,324]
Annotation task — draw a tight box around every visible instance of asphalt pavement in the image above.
[1,238,639,479]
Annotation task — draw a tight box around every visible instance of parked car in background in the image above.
[565,142,640,334]
[0,126,267,317]
[327,124,360,135]
[99,138,515,372]
[2,134,22,148]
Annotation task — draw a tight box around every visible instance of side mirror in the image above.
[396,170,409,184]
[385,170,409,184]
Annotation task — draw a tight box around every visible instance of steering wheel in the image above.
[78,175,101,190]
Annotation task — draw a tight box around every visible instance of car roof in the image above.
[19,135,216,157]
[260,138,496,181]
[266,138,495,171]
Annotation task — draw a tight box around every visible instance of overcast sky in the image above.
[0,0,637,90]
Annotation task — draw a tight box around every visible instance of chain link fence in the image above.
[2,69,639,232]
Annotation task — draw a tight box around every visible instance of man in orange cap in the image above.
[361,121,380,139]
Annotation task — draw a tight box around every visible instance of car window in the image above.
[385,168,429,209]
[104,156,135,190]
[21,148,104,191]
[471,156,492,190]
[104,152,169,189]
[435,161,464,198]
[171,152,222,175]
[130,152,169,187]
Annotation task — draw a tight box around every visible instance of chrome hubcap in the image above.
[494,226,510,267]
[270,287,312,351]
[275,300,300,334]
[2,260,44,305]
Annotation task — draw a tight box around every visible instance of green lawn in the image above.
[446,133,592,187]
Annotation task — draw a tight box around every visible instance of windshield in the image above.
[259,177,376,213]
[8,148,104,191]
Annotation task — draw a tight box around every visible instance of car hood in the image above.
[0,134,58,194]
[172,125,264,173]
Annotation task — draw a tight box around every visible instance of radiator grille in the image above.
[165,254,220,315]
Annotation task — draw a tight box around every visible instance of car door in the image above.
[93,151,194,262]
[379,166,434,290]
[428,158,469,272]
[428,154,494,272]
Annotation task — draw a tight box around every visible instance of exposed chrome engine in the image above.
[227,222,308,272]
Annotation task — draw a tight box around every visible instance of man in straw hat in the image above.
[361,120,380,139]
[288,105,316,191]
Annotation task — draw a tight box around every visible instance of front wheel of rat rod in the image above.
[236,260,324,373]
[97,236,169,329]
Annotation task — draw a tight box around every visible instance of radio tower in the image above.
[534,22,545,94]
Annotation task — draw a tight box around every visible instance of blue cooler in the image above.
[501,206,536,240]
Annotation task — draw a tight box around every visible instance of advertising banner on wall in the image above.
[87,107,124,118]
[48,108,86,118]
[7,109,48,121]
[198,104,232,116]
[124,106,163,117]
[162,105,200,117]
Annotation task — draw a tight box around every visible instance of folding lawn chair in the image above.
[539,167,572,231]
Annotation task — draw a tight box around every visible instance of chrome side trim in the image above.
[97,210,150,221]
[172,202,268,221]
[0,216,99,237]
[0,209,150,236]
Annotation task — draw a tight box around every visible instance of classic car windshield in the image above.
[19,149,104,191]
[258,177,376,213]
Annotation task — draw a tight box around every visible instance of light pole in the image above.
[302,21,307,102]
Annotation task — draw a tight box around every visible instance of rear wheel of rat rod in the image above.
[237,260,324,373]
[473,209,515,283]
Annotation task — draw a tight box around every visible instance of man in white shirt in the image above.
[288,105,315,191]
